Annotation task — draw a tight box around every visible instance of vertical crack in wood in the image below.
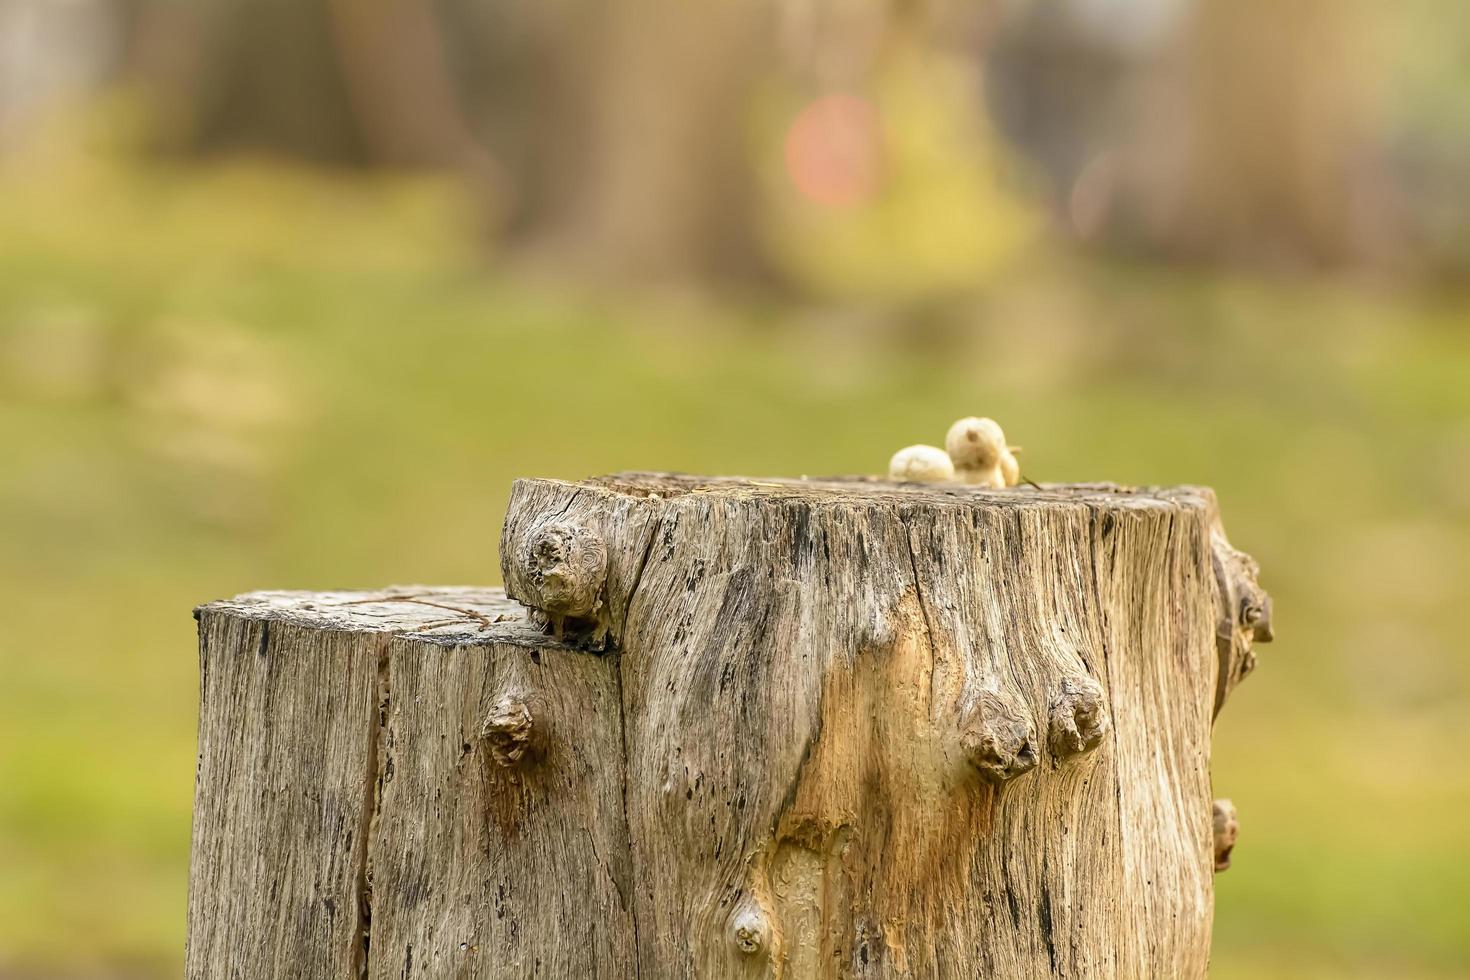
[353,637,391,979]
[898,508,941,722]
[619,512,664,647]
[610,650,646,980]
[196,621,210,733]
[1038,862,1058,975]
[553,487,583,520]
[604,507,663,976]
[1087,501,1131,962]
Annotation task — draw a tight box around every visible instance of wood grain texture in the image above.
[499,474,1269,979]
[188,588,635,980]
[189,473,1270,979]
[367,628,635,978]
[188,610,383,980]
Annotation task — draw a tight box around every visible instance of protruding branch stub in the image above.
[730,904,769,957]
[960,691,1038,785]
[481,694,535,767]
[1048,676,1110,760]
[1210,519,1274,716]
[1212,798,1239,872]
[512,518,609,644]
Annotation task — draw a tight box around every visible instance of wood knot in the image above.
[1211,526,1274,715]
[480,694,535,767]
[1048,676,1110,759]
[959,691,1037,785]
[1212,798,1239,872]
[730,905,768,956]
[521,520,607,622]
[1240,593,1273,644]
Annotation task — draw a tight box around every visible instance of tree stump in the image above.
[188,473,1272,979]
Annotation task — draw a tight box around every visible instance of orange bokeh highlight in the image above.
[784,94,883,207]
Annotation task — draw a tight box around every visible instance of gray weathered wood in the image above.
[367,622,635,978]
[188,611,382,979]
[190,473,1271,979]
[187,588,635,979]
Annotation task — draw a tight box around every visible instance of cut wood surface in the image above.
[190,473,1272,979]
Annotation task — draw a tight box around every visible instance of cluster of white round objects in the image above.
[888,417,1022,488]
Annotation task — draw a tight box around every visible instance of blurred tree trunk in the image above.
[0,0,127,148]
[325,0,496,176]
[130,0,779,284]
[143,0,371,164]
[437,0,604,239]
[1158,0,1378,266]
[131,0,499,178]
[532,1,779,285]
[982,0,1385,269]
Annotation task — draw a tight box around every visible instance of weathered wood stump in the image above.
[188,473,1272,979]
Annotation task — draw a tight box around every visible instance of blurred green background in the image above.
[2,0,1468,976]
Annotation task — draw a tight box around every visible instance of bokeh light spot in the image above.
[784,94,883,207]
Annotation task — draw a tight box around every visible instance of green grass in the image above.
[1,126,1468,976]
